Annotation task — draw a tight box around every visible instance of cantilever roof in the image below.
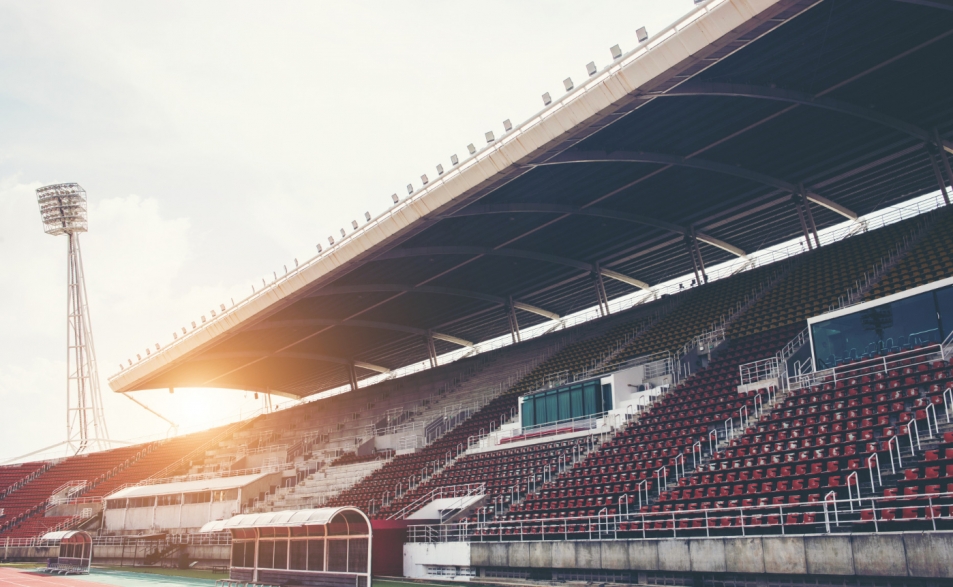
[109,0,953,399]
[199,507,369,533]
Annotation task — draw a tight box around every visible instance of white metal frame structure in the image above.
[37,183,109,454]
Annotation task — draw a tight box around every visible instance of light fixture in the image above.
[391,193,399,203]
[137,353,142,361]
[587,62,597,76]
[340,228,346,237]
[485,131,495,143]
[210,309,217,317]
[351,220,358,230]
[542,92,552,106]
[145,348,150,356]
[155,343,160,350]
[173,332,178,340]
[610,44,622,59]
[563,77,573,91]
[364,211,371,221]
[220,303,226,311]
[191,321,196,329]
[128,359,132,366]
[181,327,187,335]
[317,243,323,252]
[636,26,648,43]
[436,164,444,175]
[467,144,476,155]
[407,183,414,194]
[450,154,459,165]
[421,174,429,185]
[503,119,512,132]
[328,235,335,245]
[201,315,206,323]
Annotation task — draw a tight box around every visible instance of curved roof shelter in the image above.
[109,0,953,399]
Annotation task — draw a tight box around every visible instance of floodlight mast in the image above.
[36,183,109,455]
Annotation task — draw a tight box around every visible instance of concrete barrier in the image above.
[469,532,953,579]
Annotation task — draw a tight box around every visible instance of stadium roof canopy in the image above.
[110,0,953,399]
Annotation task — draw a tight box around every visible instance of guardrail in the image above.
[407,491,953,543]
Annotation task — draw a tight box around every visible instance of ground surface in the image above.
[0,567,214,587]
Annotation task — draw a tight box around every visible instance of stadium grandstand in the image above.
[4,0,953,585]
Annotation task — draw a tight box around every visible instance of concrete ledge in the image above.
[466,532,953,579]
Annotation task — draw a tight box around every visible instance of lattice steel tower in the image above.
[37,183,109,454]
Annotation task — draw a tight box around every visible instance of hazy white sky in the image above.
[0,1,697,461]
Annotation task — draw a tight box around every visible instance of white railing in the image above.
[407,491,953,543]
[788,342,944,392]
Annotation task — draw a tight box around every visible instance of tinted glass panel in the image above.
[327,540,348,572]
[348,539,368,573]
[602,383,613,411]
[307,539,324,571]
[273,540,288,570]
[231,543,244,568]
[570,388,583,416]
[257,541,274,569]
[558,390,571,421]
[522,399,534,427]
[545,393,558,423]
[290,541,307,570]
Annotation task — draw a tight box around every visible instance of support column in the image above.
[506,296,521,343]
[347,363,359,392]
[683,234,702,285]
[690,227,708,284]
[424,331,438,368]
[798,185,822,249]
[927,146,952,206]
[935,129,953,195]
[592,264,611,316]
[792,195,814,251]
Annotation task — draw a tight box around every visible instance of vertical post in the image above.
[792,196,814,251]
[592,265,611,316]
[690,227,708,283]
[934,129,953,197]
[927,149,951,206]
[684,233,702,285]
[424,331,438,368]
[506,296,521,343]
[799,184,822,248]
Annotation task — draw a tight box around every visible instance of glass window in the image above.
[570,387,583,418]
[231,543,245,568]
[602,383,613,411]
[935,285,953,338]
[257,541,274,569]
[289,541,307,570]
[327,540,348,572]
[348,539,368,573]
[583,382,598,416]
[558,390,571,421]
[812,290,941,368]
[183,491,211,504]
[535,396,546,425]
[521,399,534,427]
[307,539,325,571]
[273,540,288,570]
[157,494,181,506]
[244,542,255,567]
[545,392,558,423]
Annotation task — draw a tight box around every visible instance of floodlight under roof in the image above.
[317,243,323,252]
[564,78,574,92]
[610,44,622,59]
[586,62,597,76]
[450,154,459,165]
[407,183,414,194]
[364,211,371,221]
[485,131,495,143]
[421,174,429,185]
[328,236,335,245]
[351,220,358,230]
[542,92,552,106]
[636,26,648,43]
[503,119,512,132]
[391,193,399,203]
[436,164,444,175]
[340,228,346,237]
[467,144,476,155]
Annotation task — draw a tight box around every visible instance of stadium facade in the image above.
[4,0,953,585]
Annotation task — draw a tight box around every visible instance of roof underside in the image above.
[111,0,953,399]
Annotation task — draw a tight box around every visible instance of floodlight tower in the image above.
[37,183,109,454]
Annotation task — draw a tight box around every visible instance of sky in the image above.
[0,1,699,461]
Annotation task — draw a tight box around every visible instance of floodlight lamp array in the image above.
[37,183,88,236]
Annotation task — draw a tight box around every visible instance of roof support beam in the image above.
[200,351,391,374]
[540,150,858,221]
[654,82,953,155]
[306,283,560,321]
[375,246,651,290]
[246,318,472,348]
[448,203,746,258]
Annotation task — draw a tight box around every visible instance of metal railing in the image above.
[407,491,953,543]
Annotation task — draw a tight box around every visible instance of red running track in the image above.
[0,568,114,587]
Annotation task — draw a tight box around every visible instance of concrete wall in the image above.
[1,543,229,567]
[469,533,953,579]
[404,542,472,581]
